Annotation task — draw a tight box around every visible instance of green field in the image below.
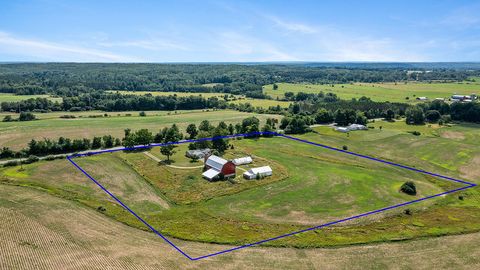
[107,90,230,98]
[0,93,62,103]
[264,82,480,103]
[0,110,282,150]
[2,119,478,248]
[108,90,291,108]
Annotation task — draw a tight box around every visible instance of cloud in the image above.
[265,15,317,34]
[98,39,190,51]
[218,31,298,61]
[0,31,139,62]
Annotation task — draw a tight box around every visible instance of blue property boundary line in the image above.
[67,131,477,261]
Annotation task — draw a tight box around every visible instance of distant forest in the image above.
[0,63,479,98]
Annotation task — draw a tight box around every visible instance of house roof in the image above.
[205,155,228,171]
[202,168,220,179]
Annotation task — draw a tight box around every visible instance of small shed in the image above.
[243,166,273,180]
[232,156,253,166]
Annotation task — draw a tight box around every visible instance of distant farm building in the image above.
[202,155,236,181]
[335,124,367,133]
[451,94,477,102]
[243,166,273,180]
[232,156,253,166]
[416,96,428,101]
[185,148,211,159]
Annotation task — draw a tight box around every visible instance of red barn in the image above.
[202,155,236,181]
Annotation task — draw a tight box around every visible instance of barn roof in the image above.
[205,155,228,171]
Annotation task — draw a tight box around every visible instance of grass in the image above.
[0,109,282,150]
[0,93,62,103]
[2,185,480,269]
[108,90,291,108]
[0,117,479,250]
[4,121,478,248]
[264,82,480,103]
[107,90,230,98]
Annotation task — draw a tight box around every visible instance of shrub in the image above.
[3,160,19,167]
[342,145,348,150]
[408,131,421,136]
[400,181,417,195]
[2,115,14,122]
[139,111,147,117]
[23,155,39,164]
[404,209,412,215]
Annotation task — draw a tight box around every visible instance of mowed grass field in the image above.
[0,110,282,150]
[2,120,479,249]
[2,185,479,269]
[264,81,480,103]
[107,90,230,98]
[0,93,62,103]
[108,90,292,108]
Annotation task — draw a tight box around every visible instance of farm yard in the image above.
[1,118,479,252]
[264,81,480,103]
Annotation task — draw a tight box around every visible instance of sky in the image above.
[0,0,480,62]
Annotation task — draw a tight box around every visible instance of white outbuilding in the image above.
[243,166,273,180]
[232,156,253,166]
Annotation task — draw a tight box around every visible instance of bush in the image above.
[2,115,14,122]
[342,145,348,150]
[23,155,39,164]
[19,112,36,121]
[139,111,147,117]
[400,181,417,195]
[408,131,421,136]
[59,115,76,119]
[3,160,19,167]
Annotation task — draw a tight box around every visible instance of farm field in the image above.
[0,93,62,103]
[0,110,282,150]
[263,82,480,103]
[1,120,479,250]
[229,97,291,108]
[108,90,291,108]
[107,90,230,98]
[1,185,479,269]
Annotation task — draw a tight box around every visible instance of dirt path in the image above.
[143,151,204,169]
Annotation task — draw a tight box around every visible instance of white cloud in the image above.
[218,31,298,61]
[265,15,317,34]
[98,39,190,51]
[0,31,139,62]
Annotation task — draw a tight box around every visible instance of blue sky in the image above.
[1,0,479,62]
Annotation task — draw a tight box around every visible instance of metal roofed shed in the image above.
[243,166,273,180]
[232,156,253,166]
[185,148,211,159]
[202,168,220,180]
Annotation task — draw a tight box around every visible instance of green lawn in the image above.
[264,82,480,103]
[0,93,62,103]
[0,109,282,150]
[1,120,479,248]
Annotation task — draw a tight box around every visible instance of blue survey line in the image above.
[67,131,476,261]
